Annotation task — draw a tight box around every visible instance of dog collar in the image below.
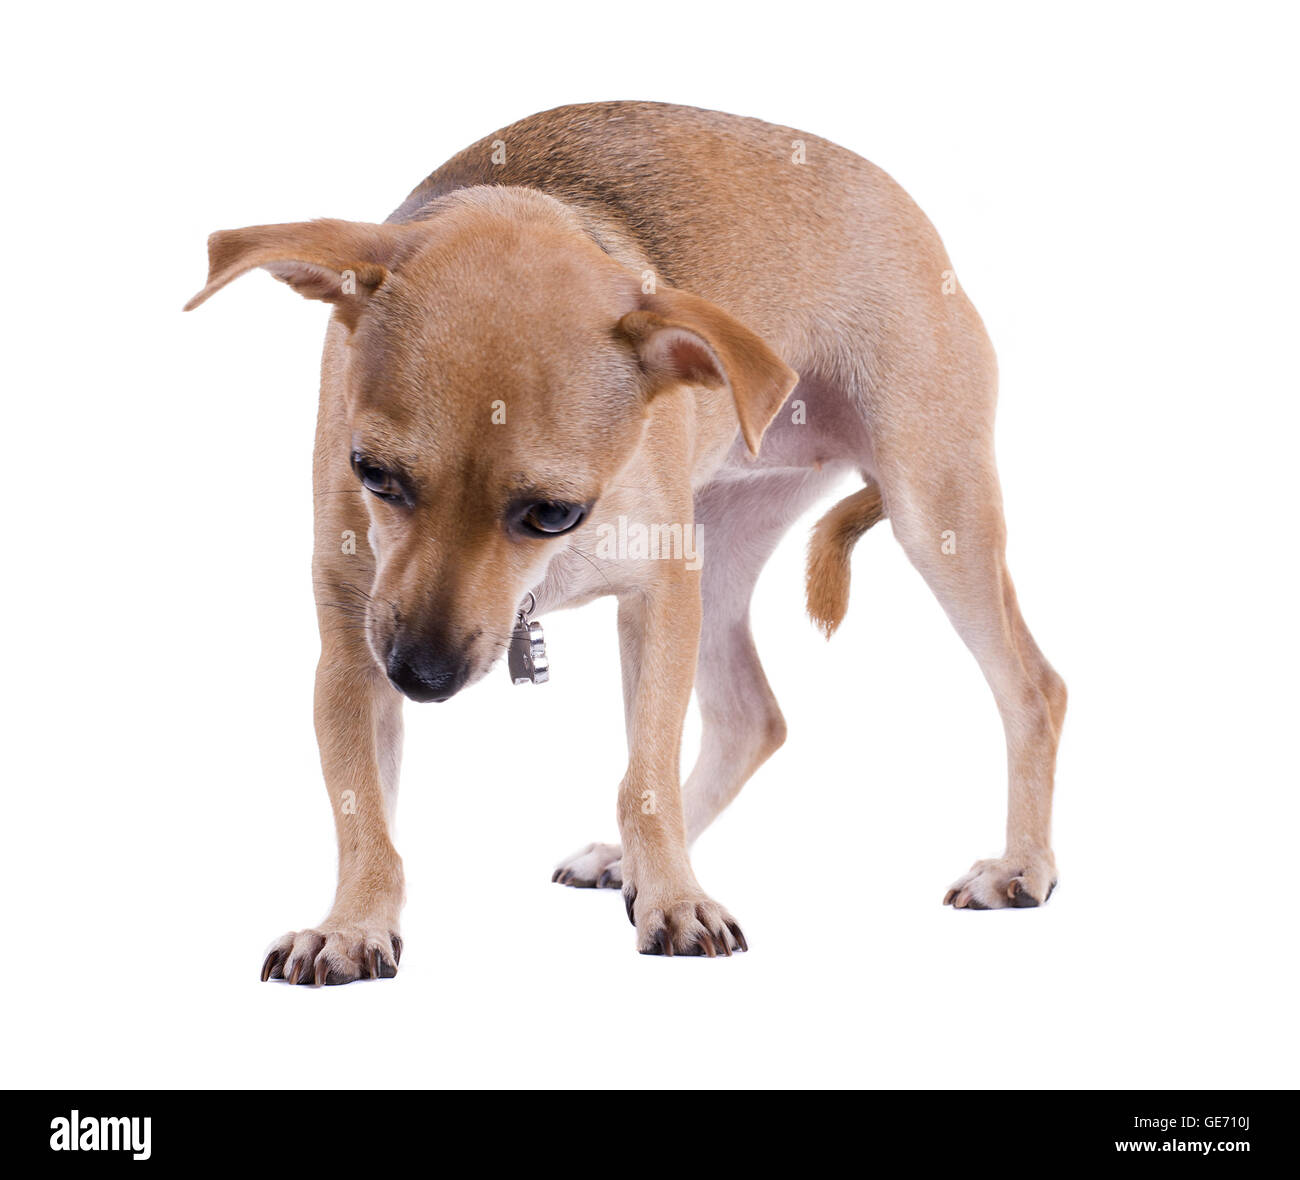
[508,592,549,685]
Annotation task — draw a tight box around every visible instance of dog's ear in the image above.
[183,219,411,330]
[618,289,798,456]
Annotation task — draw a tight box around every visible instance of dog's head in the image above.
[186,190,796,701]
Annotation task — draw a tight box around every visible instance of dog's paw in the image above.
[624,885,747,957]
[943,854,1057,910]
[552,842,623,889]
[260,925,402,985]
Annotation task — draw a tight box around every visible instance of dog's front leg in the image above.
[617,578,747,957]
[260,608,406,985]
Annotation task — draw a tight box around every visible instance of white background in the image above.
[2,1,1296,1089]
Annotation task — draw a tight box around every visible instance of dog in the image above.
[186,101,1066,983]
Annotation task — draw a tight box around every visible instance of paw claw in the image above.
[1008,878,1040,908]
[693,905,735,955]
[260,948,285,982]
[726,921,748,953]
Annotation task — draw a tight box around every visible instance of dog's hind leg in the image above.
[874,369,1067,909]
[552,469,831,890]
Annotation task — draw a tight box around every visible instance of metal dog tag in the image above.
[508,612,549,685]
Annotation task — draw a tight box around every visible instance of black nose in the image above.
[385,642,470,703]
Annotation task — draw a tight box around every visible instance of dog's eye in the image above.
[350,452,405,503]
[519,500,587,536]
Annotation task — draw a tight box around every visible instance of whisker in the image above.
[567,544,614,591]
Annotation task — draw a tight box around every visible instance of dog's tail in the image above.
[805,483,885,638]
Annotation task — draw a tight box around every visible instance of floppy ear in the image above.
[618,288,798,456]
[183,219,411,330]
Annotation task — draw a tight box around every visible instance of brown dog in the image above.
[186,101,1066,983]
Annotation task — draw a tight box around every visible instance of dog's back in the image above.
[388,101,980,392]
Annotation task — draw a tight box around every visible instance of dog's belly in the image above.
[708,374,875,486]
[681,376,875,591]
[531,376,867,617]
